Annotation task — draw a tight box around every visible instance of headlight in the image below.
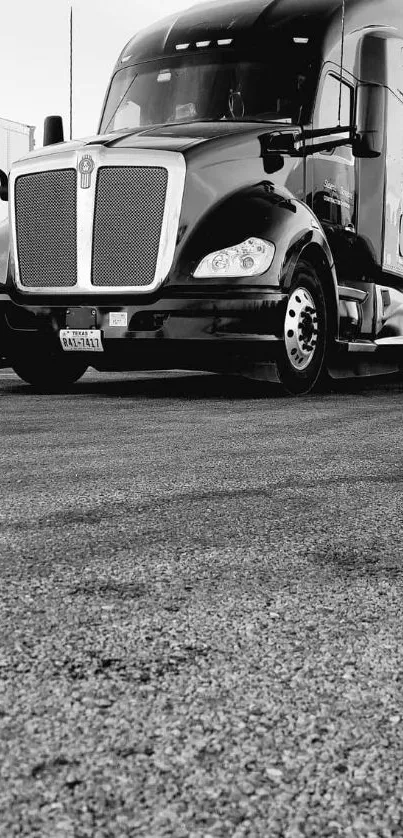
[193,237,275,278]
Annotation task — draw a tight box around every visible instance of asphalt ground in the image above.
[1,367,403,838]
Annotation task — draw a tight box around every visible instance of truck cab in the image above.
[1,0,403,393]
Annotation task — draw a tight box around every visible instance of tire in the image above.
[275,260,329,395]
[11,345,87,391]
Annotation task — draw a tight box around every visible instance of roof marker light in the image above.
[293,37,309,44]
[217,38,233,46]
[175,43,190,50]
[196,40,211,47]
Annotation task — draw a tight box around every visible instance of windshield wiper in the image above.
[153,118,296,127]
[104,117,298,135]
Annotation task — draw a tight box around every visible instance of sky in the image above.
[0,0,212,147]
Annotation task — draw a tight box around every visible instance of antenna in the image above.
[70,6,73,139]
[338,0,346,123]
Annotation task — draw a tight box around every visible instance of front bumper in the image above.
[0,290,287,372]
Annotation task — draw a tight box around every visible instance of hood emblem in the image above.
[78,154,95,189]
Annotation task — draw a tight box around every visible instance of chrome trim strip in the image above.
[77,154,97,291]
[9,146,186,296]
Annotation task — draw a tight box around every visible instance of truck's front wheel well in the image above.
[275,257,329,394]
[289,243,339,341]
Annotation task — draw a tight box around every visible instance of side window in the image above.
[318,74,352,128]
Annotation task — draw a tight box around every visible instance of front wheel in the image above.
[275,261,329,395]
[11,345,88,391]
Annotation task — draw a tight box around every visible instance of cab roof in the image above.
[116,0,401,68]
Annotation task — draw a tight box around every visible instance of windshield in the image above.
[100,48,317,133]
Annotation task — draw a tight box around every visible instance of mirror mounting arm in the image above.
[262,125,352,159]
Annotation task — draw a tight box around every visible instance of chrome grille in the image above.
[15,169,77,287]
[92,166,168,287]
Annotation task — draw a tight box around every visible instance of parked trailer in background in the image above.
[0,118,34,366]
[0,118,35,225]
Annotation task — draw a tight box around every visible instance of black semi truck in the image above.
[1,0,403,394]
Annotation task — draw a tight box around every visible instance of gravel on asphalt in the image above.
[1,370,403,838]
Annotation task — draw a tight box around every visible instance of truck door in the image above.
[383,38,403,281]
[310,69,356,279]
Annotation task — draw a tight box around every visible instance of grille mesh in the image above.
[92,166,168,287]
[15,170,77,287]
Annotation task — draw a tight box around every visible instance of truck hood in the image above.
[19,120,299,160]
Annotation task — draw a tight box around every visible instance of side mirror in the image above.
[0,170,8,202]
[353,83,385,158]
[43,115,64,146]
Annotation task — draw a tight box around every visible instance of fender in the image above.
[0,218,9,288]
[281,224,340,340]
[0,218,10,365]
[171,180,340,337]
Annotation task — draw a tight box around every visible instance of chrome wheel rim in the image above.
[284,287,318,371]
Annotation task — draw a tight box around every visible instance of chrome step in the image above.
[338,286,368,302]
[375,336,403,346]
[336,339,377,353]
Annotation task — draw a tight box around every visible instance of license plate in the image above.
[59,329,104,352]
